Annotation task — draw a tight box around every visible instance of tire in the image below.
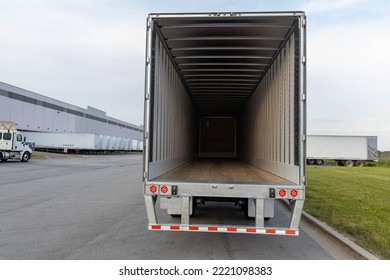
[355,161,365,167]
[21,152,30,162]
[344,160,353,167]
[315,159,324,165]
[1,159,8,162]
[307,159,315,165]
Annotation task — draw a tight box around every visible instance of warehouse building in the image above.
[0,81,143,151]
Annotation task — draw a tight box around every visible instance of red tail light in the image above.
[150,185,157,193]
[290,190,298,197]
[161,186,168,193]
[278,189,286,197]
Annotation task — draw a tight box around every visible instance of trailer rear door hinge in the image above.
[145,93,150,100]
[302,56,306,65]
[147,18,152,30]
[302,94,306,101]
[143,171,148,180]
[302,18,306,28]
[145,132,149,139]
[302,134,306,141]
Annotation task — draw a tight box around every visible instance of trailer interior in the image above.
[146,13,305,187]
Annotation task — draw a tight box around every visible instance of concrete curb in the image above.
[280,200,379,260]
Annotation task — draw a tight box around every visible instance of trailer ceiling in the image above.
[153,13,300,116]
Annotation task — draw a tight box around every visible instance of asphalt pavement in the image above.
[0,153,357,259]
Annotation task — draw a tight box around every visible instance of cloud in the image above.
[301,0,365,13]
[307,16,390,117]
[305,8,390,150]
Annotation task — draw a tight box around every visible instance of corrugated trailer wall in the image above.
[240,32,299,184]
[148,38,198,179]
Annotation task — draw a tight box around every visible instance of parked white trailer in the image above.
[0,121,32,162]
[307,135,378,167]
[23,132,135,153]
[143,12,307,235]
[137,140,143,152]
[95,134,103,150]
[124,138,131,151]
[131,139,138,151]
[114,137,120,150]
[102,135,110,150]
[23,132,98,152]
[109,136,117,150]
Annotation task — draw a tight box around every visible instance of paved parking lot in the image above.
[0,154,354,259]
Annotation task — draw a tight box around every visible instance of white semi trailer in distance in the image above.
[22,131,143,153]
[307,135,378,167]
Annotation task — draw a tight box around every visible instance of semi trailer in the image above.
[0,121,32,162]
[22,131,143,153]
[143,12,307,235]
[307,135,378,167]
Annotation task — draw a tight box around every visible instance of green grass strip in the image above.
[305,161,390,259]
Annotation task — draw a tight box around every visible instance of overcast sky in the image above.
[0,0,389,150]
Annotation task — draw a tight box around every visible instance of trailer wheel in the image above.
[315,159,324,165]
[1,159,8,162]
[344,160,353,167]
[21,152,30,162]
[355,161,365,167]
[337,161,343,166]
[307,159,315,165]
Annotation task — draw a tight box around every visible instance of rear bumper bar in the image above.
[149,224,299,235]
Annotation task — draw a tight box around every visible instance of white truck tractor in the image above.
[0,121,32,162]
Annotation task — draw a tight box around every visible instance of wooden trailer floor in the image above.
[154,159,291,184]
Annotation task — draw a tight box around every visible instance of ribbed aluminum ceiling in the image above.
[153,13,298,116]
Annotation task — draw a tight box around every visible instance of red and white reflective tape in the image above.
[149,224,298,236]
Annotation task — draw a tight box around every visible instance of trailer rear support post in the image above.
[181,196,190,225]
[289,200,304,229]
[144,195,158,224]
[255,198,265,228]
